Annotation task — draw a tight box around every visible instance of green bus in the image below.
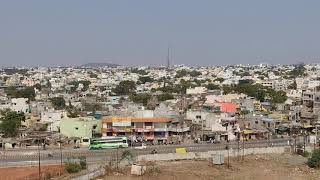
[89,136,129,150]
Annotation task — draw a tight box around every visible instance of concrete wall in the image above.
[136,146,288,162]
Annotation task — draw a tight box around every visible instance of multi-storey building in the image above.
[101,117,171,142]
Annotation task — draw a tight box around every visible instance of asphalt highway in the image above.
[0,138,293,167]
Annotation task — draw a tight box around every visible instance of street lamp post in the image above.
[59,139,63,176]
[316,125,319,149]
[38,139,41,180]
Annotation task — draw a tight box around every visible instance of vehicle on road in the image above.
[134,143,147,150]
[89,136,129,150]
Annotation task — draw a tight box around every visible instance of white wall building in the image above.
[10,98,29,113]
[186,87,207,95]
[41,110,67,132]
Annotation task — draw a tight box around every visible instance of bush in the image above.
[79,156,87,169]
[307,149,320,168]
[65,162,82,173]
[303,151,310,158]
[121,150,133,161]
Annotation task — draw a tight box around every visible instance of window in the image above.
[255,121,258,124]
[196,115,201,119]
[107,132,112,136]
[93,125,97,130]
[107,123,112,128]
[135,122,143,128]
[75,127,79,130]
[145,122,152,127]
[82,139,89,142]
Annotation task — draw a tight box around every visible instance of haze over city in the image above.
[1,0,320,67]
[3,1,320,180]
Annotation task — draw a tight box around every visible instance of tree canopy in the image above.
[175,69,201,78]
[129,93,151,106]
[5,87,36,101]
[0,111,25,137]
[206,83,220,90]
[50,97,66,110]
[158,93,174,101]
[112,80,136,95]
[68,80,91,92]
[138,76,154,84]
[222,83,287,104]
[131,68,148,75]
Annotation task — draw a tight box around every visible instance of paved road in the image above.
[0,138,293,167]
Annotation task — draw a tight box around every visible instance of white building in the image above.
[10,98,29,113]
[186,87,207,95]
[41,110,67,132]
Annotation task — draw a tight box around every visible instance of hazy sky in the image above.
[1,0,320,67]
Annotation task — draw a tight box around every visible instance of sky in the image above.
[1,0,320,67]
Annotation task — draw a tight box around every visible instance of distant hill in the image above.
[80,63,120,68]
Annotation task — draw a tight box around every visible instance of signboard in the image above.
[176,148,187,154]
[112,117,131,127]
[112,121,131,127]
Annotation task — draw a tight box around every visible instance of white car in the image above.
[134,143,147,150]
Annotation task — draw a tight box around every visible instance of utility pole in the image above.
[60,140,63,176]
[304,132,306,152]
[316,125,318,149]
[38,139,41,180]
[199,103,204,141]
[242,134,245,161]
[237,138,240,161]
[294,136,297,153]
[116,148,119,170]
[227,144,230,168]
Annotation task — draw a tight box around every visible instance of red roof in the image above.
[219,103,238,113]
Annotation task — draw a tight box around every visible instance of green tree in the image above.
[0,111,25,137]
[66,102,79,118]
[138,76,154,84]
[89,72,98,78]
[189,70,201,77]
[269,90,287,104]
[206,83,220,90]
[158,93,174,101]
[129,93,151,106]
[112,80,136,95]
[175,69,189,78]
[288,63,306,78]
[288,81,297,90]
[84,103,102,115]
[5,87,36,101]
[214,78,224,83]
[131,68,148,75]
[33,83,42,91]
[307,149,320,168]
[50,97,66,110]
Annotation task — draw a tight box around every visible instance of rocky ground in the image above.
[99,153,320,180]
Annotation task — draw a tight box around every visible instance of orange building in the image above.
[102,117,171,142]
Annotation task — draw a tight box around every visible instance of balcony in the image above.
[145,126,153,130]
[134,128,154,132]
[168,127,190,132]
[154,128,168,132]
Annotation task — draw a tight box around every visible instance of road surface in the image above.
[0,138,293,167]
